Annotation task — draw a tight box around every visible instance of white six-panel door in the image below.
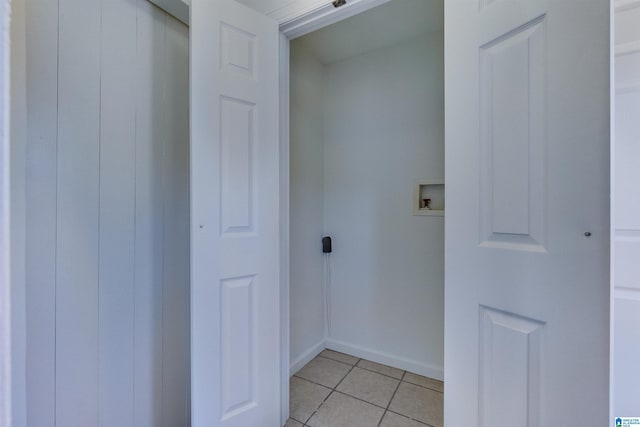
[444,0,610,425]
[190,0,281,425]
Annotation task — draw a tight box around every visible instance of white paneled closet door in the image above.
[445,0,610,425]
[25,0,190,425]
[190,0,281,425]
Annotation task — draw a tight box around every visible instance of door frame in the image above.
[0,0,11,423]
[275,0,404,423]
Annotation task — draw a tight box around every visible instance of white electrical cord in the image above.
[324,253,332,337]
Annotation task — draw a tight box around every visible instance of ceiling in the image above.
[291,0,443,64]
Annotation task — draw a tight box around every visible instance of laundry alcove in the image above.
[288,0,445,381]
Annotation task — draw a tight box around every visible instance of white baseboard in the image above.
[325,338,444,381]
[289,339,325,376]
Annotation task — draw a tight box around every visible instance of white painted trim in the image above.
[612,230,640,291]
[280,0,393,39]
[614,286,640,301]
[616,80,640,94]
[609,0,616,420]
[277,1,400,420]
[147,0,189,25]
[615,0,640,12]
[326,338,444,381]
[278,32,291,427]
[615,40,640,56]
[614,229,640,241]
[268,0,328,23]
[289,340,325,377]
[0,0,10,423]
[149,0,394,31]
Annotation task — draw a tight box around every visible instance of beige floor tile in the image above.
[403,372,444,392]
[336,367,399,407]
[389,382,443,427]
[380,411,427,427]
[285,419,304,427]
[357,359,404,379]
[290,377,332,423]
[320,349,359,365]
[307,392,385,427]
[295,357,352,388]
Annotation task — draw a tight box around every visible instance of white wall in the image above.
[290,32,445,379]
[323,33,444,379]
[613,0,640,416]
[289,43,327,371]
[25,1,190,426]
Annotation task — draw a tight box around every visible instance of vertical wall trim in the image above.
[96,1,103,424]
[279,33,290,426]
[160,13,167,425]
[133,3,171,425]
[161,15,190,426]
[132,2,139,425]
[609,0,615,420]
[0,0,11,425]
[54,0,59,423]
[96,2,102,425]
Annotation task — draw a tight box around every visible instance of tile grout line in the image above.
[293,370,442,398]
[402,381,444,394]
[292,354,443,427]
[330,389,392,411]
[410,385,444,393]
[402,375,444,394]
[317,353,406,382]
[317,352,444,389]
[302,358,361,426]
[385,408,435,427]
[296,363,409,416]
[319,350,360,364]
[291,375,334,391]
[315,354,357,367]
[333,359,359,391]
[376,370,405,427]
[355,360,406,381]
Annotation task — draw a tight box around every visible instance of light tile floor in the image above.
[287,350,444,427]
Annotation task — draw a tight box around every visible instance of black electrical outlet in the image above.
[322,236,332,253]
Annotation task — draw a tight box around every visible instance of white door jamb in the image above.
[276,1,397,424]
[0,0,11,422]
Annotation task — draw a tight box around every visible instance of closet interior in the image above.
[289,0,445,381]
